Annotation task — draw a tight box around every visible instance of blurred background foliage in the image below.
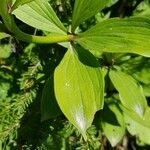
[0,0,150,149]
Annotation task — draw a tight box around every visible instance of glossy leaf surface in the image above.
[76,17,150,57]
[109,70,147,117]
[101,102,125,147]
[72,0,118,32]
[41,75,62,121]
[12,0,66,34]
[124,107,150,144]
[54,46,104,139]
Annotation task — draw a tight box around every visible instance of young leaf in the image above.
[54,46,104,140]
[71,0,117,32]
[124,107,150,144]
[76,17,150,57]
[12,0,67,34]
[100,102,125,147]
[109,70,147,117]
[41,75,62,121]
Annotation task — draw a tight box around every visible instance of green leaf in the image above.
[41,75,62,121]
[143,85,150,97]
[54,45,104,140]
[12,0,67,34]
[120,105,150,129]
[133,63,150,85]
[0,45,12,58]
[0,33,10,40]
[71,0,118,32]
[124,107,150,145]
[134,0,150,17]
[109,70,147,117]
[12,0,34,11]
[100,102,125,147]
[76,17,150,57]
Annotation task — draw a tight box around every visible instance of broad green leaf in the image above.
[100,102,125,147]
[54,46,104,139]
[72,0,118,32]
[109,70,147,117]
[120,105,150,129]
[76,17,150,57]
[124,107,150,145]
[12,0,67,34]
[41,75,62,121]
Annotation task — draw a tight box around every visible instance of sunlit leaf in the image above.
[100,101,125,147]
[12,0,66,34]
[120,105,149,127]
[134,0,150,17]
[124,107,150,145]
[54,45,104,139]
[109,70,147,117]
[72,0,118,32]
[76,17,150,57]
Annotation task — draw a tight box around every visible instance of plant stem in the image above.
[0,21,73,43]
[13,17,75,43]
[10,18,74,43]
[0,23,9,33]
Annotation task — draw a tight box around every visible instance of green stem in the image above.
[0,23,9,33]
[13,23,73,43]
[11,18,74,43]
